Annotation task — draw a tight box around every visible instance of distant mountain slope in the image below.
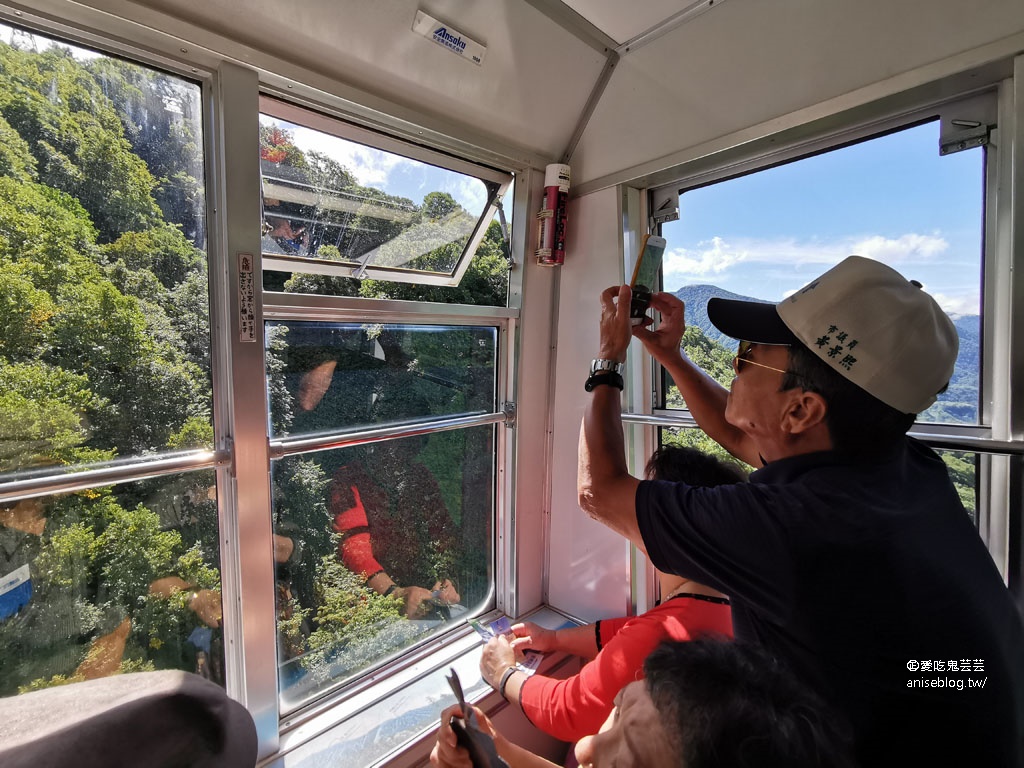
[673,284,771,349]
[673,284,979,422]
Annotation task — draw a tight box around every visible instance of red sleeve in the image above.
[519,600,733,743]
[331,474,384,579]
[597,616,629,649]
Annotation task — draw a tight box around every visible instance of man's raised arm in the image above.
[577,286,643,550]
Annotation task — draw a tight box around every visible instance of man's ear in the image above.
[782,390,828,435]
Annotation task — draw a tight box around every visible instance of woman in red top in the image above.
[480,446,746,743]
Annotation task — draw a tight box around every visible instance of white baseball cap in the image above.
[706,256,959,414]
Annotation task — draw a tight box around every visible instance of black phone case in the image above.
[449,715,508,768]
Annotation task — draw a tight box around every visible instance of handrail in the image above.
[0,450,230,504]
[270,411,505,459]
[621,412,1024,456]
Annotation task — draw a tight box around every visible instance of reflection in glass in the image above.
[273,427,494,710]
[0,24,212,472]
[0,471,223,695]
[938,450,977,524]
[260,115,493,276]
[266,321,497,439]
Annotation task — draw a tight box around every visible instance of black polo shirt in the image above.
[636,437,1024,768]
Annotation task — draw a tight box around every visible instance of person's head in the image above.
[708,256,957,458]
[644,445,748,485]
[574,639,857,768]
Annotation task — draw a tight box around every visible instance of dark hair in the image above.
[644,639,858,768]
[644,445,748,486]
[781,342,915,456]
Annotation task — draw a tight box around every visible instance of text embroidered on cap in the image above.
[815,325,859,370]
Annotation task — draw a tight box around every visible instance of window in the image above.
[0,25,219,693]
[267,320,498,710]
[254,93,514,728]
[259,98,512,306]
[660,120,984,427]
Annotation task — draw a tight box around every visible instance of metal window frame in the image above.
[260,285,516,728]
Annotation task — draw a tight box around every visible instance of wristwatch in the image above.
[590,358,625,376]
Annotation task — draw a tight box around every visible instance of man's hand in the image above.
[632,291,687,366]
[430,704,507,767]
[597,285,634,363]
[509,621,556,653]
[480,634,517,690]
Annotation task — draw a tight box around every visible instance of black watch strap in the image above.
[585,371,624,392]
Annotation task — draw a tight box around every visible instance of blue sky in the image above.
[661,122,984,317]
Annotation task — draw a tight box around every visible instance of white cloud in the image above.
[662,235,843,284]
[663,232,951,287]
[288,124,403,187]
[929,292,979,316]
[850,233,948,263]
[443,176,488,212]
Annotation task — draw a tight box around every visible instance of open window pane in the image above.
[259,98,511,292]
[0,471,223,695]
[272,426,494,711]
[266,321,498,439]
[661,121,983,425]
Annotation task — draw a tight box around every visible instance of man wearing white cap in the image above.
[578,256,1023,768]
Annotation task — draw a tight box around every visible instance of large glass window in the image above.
[266,321,497,710]
[0,26,218,693]
[267,321,497,438]
[660,121,984,426]
[656,118,987,516]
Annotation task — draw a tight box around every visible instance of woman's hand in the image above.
[189,589,223,627]
[393,585,436,619]
[510,621,557,653]
[479,634,517,690]
[432,578,460,605]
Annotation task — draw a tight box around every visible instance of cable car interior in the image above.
[1,0,1022,765]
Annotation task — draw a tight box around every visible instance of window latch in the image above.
[502,401,517,428]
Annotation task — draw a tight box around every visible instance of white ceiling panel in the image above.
[559,0,697,45]
[98,0,608,163]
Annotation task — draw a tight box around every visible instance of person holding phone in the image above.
[477,447,742,743]
[578,256,1024,768]
[431,639,857,768]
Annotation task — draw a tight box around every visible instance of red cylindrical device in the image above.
[536,163,570,266]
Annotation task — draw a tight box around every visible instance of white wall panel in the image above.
[545,187,633,622]
[510,170,558,616]
[572,0,1024,185]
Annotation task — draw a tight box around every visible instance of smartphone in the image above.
[628,234,667,325]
